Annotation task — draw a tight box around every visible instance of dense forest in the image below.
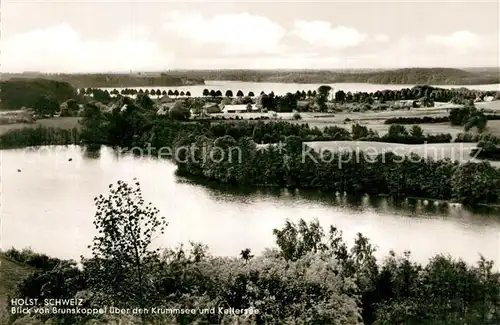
[0,73,205,88]
[0,79,80,110]
[2,68,499,89]
[167,68,500,85]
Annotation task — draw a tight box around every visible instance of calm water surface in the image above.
[1,146,499,268]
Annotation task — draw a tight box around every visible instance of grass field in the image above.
[304,141,500,167]
[0,117,81,135]
[0,254,34,324]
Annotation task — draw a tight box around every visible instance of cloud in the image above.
[374,34,390,43]
[425,30,484,53]
[1,23,174,72]
[162,11,286,55]
[292,20,367,49]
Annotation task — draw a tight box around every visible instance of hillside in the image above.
[1,73,205,88]
[0,254,35,324]
[167,68,500,85]
[0,78,80,110]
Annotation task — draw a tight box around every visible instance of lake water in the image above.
[2,146,500,268]
[102,80,500,97]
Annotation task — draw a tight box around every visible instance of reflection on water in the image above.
[2,145,499,269]
[177,173,500,225]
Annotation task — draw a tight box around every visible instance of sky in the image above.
[1,0,499,72]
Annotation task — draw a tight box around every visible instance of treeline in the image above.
[385,114,500,125]
[0,78,80,110]
[0,127,80,149]
[72,97,499,206]
[0,73,205,88]
[5,183,500,325]
[164,68,500,85]
[76,94,454,146]
[385,116,451,124]
[177,135,498,206]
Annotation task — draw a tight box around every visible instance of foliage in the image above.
[145,68,500,85]
[316,85,332,111]
[33,95,59,117]
[82,180,168,316]
[0,126,80,149]
[451,161,500,205]
[0,73,204,88]
[7,184,500,325]
[169,103,191,121]
[0,78,80,110]
[4,248,61,271]
[384,116,450,125]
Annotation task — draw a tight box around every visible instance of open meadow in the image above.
[303,141,500,167]
[0,117,80,135]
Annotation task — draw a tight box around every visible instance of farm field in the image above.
[0,117,80,135]
[303,141,500,167]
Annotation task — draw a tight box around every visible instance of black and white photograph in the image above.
[0,0,500,324]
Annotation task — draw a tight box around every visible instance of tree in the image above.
[33,95,59,117]
[135,93,154,111]
[168,90,174,96]
[277,92,298,112]
[248,91,255,97]
[60,99,79,117]
[240,248,254,262]
[169,102,191,121]
[180,91,185,96]
[316,85,332,111]
[156,89,161,97]
[465,110,488,133]
[215,90,222,97]
[335,90,346,103]
[210,90,216,98]
[451,161,500,205]
[162,90,167,96]
[410,125,424,138]
[236,90,244,97]
[83,180,167,323]
[186,91,191,97]
[174,90,179,97]
[387,124,409,139]
[202,89,210,97]
[225,90,233,97]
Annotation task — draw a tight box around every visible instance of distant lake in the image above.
[101,80,500,97]
[2,146,500,268]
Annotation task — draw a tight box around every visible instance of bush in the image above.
[4,248,61,270]
[384,116,449,125]
[293,113,302,120]
[169,105,191,121]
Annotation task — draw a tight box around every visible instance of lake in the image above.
[2,145,500,268]
[102,80,500,97]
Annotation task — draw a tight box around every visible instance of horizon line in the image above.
[1,66,499,75]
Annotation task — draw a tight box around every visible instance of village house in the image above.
[221,104,259,113]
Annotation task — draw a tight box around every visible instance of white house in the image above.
[222,104,259,113]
